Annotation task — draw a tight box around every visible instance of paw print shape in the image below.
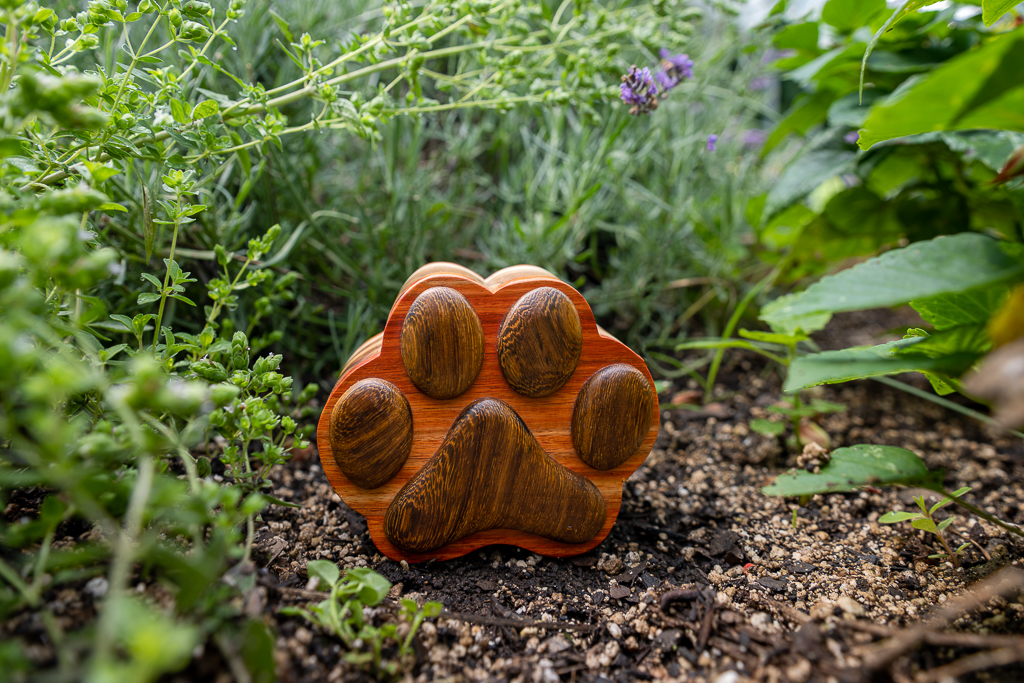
[317,264,659,562]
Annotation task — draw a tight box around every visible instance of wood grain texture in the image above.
[571,364,655,471]
[400,287,485,400]
[316,268,660,562]
[497,287,582,398]
[384,399,606,553]
[329,379,413,490]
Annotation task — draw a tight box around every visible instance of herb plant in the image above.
[880,487,973,567]
[282,561,443,677]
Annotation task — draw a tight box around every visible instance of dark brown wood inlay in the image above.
[497,287,583,398]
[383,399,607,553]
[400,286,484,400]
[571,364,655,471]
[329,379,413,489]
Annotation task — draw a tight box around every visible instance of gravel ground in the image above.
[6,313,1024,683]
[254,356,1024,683]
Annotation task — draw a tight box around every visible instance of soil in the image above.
[6,312,1024,683]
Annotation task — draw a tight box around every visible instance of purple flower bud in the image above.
[844,131,860,144]
[706,134,718,152]
[620,66,659,115]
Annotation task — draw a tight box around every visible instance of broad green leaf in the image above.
[306,560,340,589]
[97,202,126,213]
[764,91,835,155]
[827,91,885,128]
[192,100,219,120]
[822,0,886,32]
[911,518,938,533]
[761,234,1024,332]
[773,22,819,51]
[936,517,955,532]
[783,338,978,392]
[911,286,1010,330]
[983,0,1022,25]
[137,292,161,305]
[750,418,786,436]
[879,510,924,523]
[764,149,857,219]
[896,324,990,359]
[762,444,933,496]
[859,34,1024,149]
[758,204,816,250]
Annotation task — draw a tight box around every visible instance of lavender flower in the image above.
[706,134,718,152]
[844,131,860,144]
[659,49,694,82]
[620,66,659,115]
[619,50,696,115]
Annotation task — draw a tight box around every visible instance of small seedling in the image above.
[281,562,441,677]
[750,395,846,449]
[880,488,972,567]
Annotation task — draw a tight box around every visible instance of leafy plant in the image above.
[282,561,442,677]
[736,1,1024,433]
[880,487,972,567]
[762,444,1024,544]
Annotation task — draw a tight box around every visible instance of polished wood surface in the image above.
[400,286,485,400]
[316,266,660,562]
[329,379,413,490]
[571,364,655,471]
[384,399,606,553]
[497,287,583,398]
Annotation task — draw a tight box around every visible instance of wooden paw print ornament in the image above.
[316,263,659,562]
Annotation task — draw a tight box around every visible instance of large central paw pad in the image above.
[317,264,659,562]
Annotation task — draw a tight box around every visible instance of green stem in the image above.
[0,557,35,605]
[929,484,1024,541]
[873,376,1024,440]
[93,455,154,665]
[151,196,182,351]
[705,261,786,403]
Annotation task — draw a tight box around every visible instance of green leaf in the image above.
[762,444,934,496]
[911,518,938,533]
[137,292,161,305]
[109,314,134,332]
[192,100,219,120]
[897,324,990,359]
[983,0,1022,25]
[774,22,819,51]
[879,510,924,523]
[822,0,886,32]
[97,202,127,213]
[141,272,163,288]
[761,234,1024,332]
[269,9,294,42]
[911,286,1009,331]
[750,418,786,436]
[345,567,391,606]
[306,560,340,589]
[764,149,857,219]
[859,34,1024,149]
[169,98,189,124]
[84,161,121,183]
[739,329,808,346]
[784,338,977,392]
